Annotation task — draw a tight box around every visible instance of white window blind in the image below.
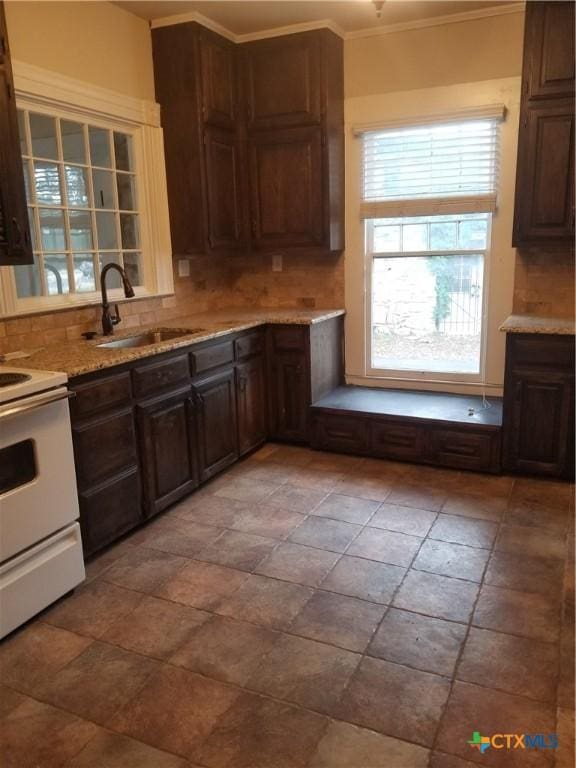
[360,114,502,219]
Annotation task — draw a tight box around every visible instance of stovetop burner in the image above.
[0,372,32,387]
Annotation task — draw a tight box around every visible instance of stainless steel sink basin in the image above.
[96,328,205,349]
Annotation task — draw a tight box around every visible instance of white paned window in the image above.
[361,113,502,380]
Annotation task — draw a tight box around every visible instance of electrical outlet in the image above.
[178,259,190,277]
[272,254,283,272]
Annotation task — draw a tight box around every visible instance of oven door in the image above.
[0,387,80,562]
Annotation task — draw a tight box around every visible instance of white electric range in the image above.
[0,366,85,638]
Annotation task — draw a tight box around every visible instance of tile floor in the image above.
[0,444,574,767]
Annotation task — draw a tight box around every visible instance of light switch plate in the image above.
[272,254,283,272]
[178,259,191,277]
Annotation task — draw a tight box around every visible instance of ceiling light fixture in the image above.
[373,1,386,20]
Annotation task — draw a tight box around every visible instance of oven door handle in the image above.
[0,389,75,421]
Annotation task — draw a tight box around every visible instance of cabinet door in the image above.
[200,29,237,128]
[513,101,574,246]
[204,126,245,251]
[237,356,267,455]
[137,388,199,517]
[525,1,575,100]
[0,2,33,266]
[194,368,238,482]
[268,351,310,442]
[249,126,323,250]
[243,32,321,130]
[503,370,573,477]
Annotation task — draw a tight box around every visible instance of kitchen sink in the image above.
[95,328,205,349]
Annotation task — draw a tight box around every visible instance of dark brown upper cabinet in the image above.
[0,1,33,266]
[200,30,237,129]
[512,1,575,248]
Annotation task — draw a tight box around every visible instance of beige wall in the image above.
[4,1,155,100]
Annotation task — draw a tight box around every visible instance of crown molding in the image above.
[150,2,523,43]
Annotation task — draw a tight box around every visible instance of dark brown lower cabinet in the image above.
[237,356,267,455]
[193,367,238,481]
[137,387,199,517]
[268,351,309,442]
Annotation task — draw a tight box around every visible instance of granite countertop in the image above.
[500,314,575,335]
[7,308,345,378]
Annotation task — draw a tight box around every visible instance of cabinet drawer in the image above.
[73,409,138,488]
[427,428,498,472]
[369,419,424,461]
[270,326,307,351]
[511,336,574,371]
[311,413,367,454]
[132,354,190,398]
[191,340,234,374]
[71,372,132,420]
[235,331,264,360]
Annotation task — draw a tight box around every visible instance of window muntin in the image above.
[15,109,143,301]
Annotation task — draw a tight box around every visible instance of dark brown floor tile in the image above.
[369,608,466,676]
[473,584,561,643]
[287,467,344,492]
[264,444,317,467]
[511,477,572,509]
[171,614,279,685]
[359,457,414,480]
[43,580,143,638]
[0,623,92,696]
[132,517,223,558]
[429,514,498,549]
[332,475,393,503]
[348,527,422,567]
[102,595,209,659]
[267,484,328,513]
[291,590,385,652]
[309,721,429,767]
[496,523,567,560]
[456,472,514,498]
[172,495,249,527]
[557,624,575,709]
[413,540,489,582]
[102,548,188,593]
[255,542,339,587]
[214,477,279,503]
[393,570,478,623]
[217,574,313,629]
[403,465,462,491]
[436,681,556,767]
[386,483,447,512]
[312,493,380,525]
[556,707,575,768]
[484,551,564,597]
[192,692,328,768]
[369,503,437,537]
[308,451,364,473]
[457,627,558,702]
[84,541,138,583]
[235,463,295,486]
[0,698,98,768]
[41,642,158,725]
[155,560,248,610]
[505,499,570,533]
[229,504,305,539]
[197,530,277,571]
[0,687,29,719]
[248,634,359,714]
[321,555,405,604]
[441,492,506,522]
[337,657,450,747]
[429,753,480,768]
[112,666,239,759]
[289,517,361,553]
[66,730,190,767]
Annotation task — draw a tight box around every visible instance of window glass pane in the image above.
[120,213,139,249]
[92,169,115,209]
[44,254,70,295]
[123,252,142,286]
[459,217,488,250]
[65,165,90,207]
[89,127,111,167]
[402,223,427,252]
[74,254,96,292]
[27,208,38,249]
[22,161,31,200]
[117,173,136,211]
[14,254,42,298]
[68,210,93,250]
[99,253,122,288]
[34,161,62,205]
[372,254,483,374]
[430,221,457,250]
[373,224,400,253]
[96,211,118,249]
[61,120,86,164]
[39,208,66,250]
[114,132,133,171]
[17,110,28,155]
[29,113,58,160]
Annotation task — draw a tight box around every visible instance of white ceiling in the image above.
[115,1,514,36]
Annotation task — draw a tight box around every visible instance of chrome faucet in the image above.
[100,263,135,336]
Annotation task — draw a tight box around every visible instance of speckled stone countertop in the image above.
[8,308,345,378]
[500,314,575,336]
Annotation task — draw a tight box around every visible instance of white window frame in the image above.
[0,61,173,318]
